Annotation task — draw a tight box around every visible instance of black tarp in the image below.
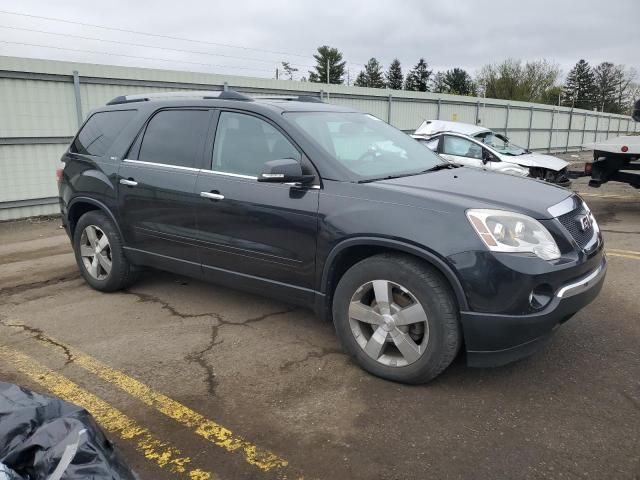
[0,382,137,480]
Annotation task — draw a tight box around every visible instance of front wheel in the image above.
[332,254,461,384]
[73,210,139,292]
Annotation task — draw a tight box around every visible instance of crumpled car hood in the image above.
[510,152,569,171]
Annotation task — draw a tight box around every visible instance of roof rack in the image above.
[254,95,324,103]
[106,89,253,105]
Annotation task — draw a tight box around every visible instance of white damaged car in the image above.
[413,120,571,187]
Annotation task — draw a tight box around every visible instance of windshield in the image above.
[476,132,528,156]
[285,112,444,180]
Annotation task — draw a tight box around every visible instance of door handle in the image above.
[120,178,138,187]
[200,191,225,200]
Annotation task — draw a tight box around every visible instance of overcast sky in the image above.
[0,0,638,82]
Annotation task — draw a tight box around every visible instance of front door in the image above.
[439,134,486,169]
[117,108,212,263]
[195,111,319,300]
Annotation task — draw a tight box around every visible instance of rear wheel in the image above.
[73,211,139,292]
[332,254,461,384]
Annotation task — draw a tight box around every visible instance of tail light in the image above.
[56,168,64,184]
[621,145,629,152]
[584,163,593,174]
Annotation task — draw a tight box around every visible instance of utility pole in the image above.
[275,67,279,80]
[326,59,330,85]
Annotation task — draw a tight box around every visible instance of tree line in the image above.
[284,45,638,115]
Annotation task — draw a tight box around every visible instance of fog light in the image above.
[529,284,553,310]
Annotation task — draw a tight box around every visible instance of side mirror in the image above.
[482,149,496,164]
[258,159,314,184]
[632,99,639,122]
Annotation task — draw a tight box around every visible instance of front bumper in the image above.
[461,255,607,367]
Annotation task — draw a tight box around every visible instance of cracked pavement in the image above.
[0,186,639,479]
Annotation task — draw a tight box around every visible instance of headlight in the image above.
[466,209,561,260]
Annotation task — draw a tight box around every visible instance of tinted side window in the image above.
[442,136,482,159]
[138,110,210,168]
[213,112,300,176]
[71,110,136,156]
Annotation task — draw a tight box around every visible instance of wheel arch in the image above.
[67,197,123,240]
[320,237,469,318]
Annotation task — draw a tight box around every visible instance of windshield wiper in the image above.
[358,174,411,183]
[357,163,457,183]
[421,163,458,172]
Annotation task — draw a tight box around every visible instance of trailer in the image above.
[583,100,640,188]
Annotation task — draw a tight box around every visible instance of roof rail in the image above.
[106,89,253,105]
[254,95,324,103]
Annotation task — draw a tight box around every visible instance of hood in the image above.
[370,167,571,219]
[508,152,569,171]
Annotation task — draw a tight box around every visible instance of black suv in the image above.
[58,91,607,383]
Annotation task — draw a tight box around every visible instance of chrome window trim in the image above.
[556,257,607,298]
[199,169,258,180]
[547,195,579,217]
[122,159,322,188]
[123,159,200,173]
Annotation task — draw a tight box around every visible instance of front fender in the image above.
[320,236,469,311]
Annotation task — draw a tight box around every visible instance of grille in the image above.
[557,206,595,249]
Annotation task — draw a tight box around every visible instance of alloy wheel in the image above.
[79,225,112,280]
[349,280,430,367]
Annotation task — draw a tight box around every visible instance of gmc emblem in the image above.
[578,215,591,232]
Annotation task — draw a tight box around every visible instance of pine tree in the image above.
[593,62,618,112]
[562,59,597,109]
[385,59,403,90]
[354,58,385,88]
[404,58,432,92]
[443,68,476,96]
[308,46,346,84]
[431,72,446,93]
[354,70,367,87]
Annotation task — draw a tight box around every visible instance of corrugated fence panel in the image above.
[508,108,531,129]
[585,115,598,130]
[0,143,66,201]
[0,203,59,221]
[506,130,528,147]
[390,100,438,130]
[479,105,507,131]
[554,112,570,130]
[532,110,552,129]
[0,78,77,137]
[439,102,476,124]
[327,96,388,121]
[529,130,551,150]
[568,131,583,147]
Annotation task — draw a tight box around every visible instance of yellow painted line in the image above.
[607,248,640,260]
[608,248,640,256]
[2,328,293,476]
[579,192,640,200]
[0,345,215,480]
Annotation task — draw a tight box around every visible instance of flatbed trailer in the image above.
[583,100,640,188]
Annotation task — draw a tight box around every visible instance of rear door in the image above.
[194,110,319,299]
[118,108,212,263]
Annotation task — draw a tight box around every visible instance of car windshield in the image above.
[477,132,528,156]
[285,112,444,180]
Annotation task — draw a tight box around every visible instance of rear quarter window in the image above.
[71,110,136,156]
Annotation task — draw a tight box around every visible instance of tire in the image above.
[332,253,461,384]
[73,210,139,292]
